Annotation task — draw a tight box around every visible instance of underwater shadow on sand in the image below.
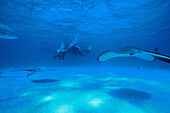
[107,88,151,103]
[31,79,60,83]
[0,97,13,103]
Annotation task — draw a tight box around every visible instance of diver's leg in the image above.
[54,54,59,59]
[78,50,85,56]
[62,55,65,60]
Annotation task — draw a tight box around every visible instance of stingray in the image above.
[0,23,18,39]
[11,67,57,77]
[31,79,60,83]
[97,46,170,63]
[107,88,151,102]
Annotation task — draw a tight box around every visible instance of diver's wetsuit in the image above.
[69,45,90,56]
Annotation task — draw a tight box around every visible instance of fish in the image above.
[97,46,170,63]
[31,79,60,83]
[0,23,18,39]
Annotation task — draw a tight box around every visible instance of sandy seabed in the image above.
[0,66,169,113]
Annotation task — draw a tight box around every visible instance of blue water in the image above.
[0,0,170,113]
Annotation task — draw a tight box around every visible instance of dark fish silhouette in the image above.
[31,79,60,83]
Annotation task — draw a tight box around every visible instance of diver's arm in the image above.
[78,49,91,56]
[82,45,92,56]
[78,50,86,56]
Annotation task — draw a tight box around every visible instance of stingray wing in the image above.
[97,50,130,62]
[133,53,156,61]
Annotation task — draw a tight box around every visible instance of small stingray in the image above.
[31,79,60,83]
[11,67,57,78]
[107,88,151,102]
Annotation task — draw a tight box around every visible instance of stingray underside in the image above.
[97,50,156,62]
[97,50,119,62]
[97,49,170,63]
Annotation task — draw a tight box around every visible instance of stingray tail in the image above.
[27,72,36,77]
[154,56,170,63]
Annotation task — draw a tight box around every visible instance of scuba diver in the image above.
[54,35,92,61]
[68,45,92,56]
